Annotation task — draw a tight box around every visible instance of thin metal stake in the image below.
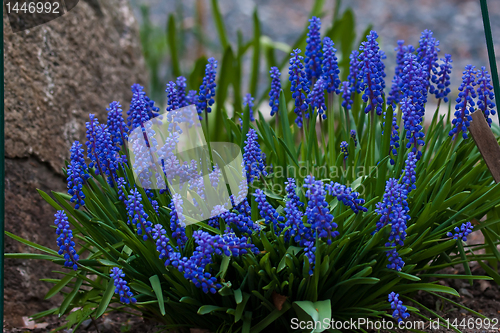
[480,0,500,128]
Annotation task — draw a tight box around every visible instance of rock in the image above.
[80,318,92,330]
[3,0,147,327]
[459,288,474,298]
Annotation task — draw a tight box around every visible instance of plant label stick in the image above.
[469,111,500,183]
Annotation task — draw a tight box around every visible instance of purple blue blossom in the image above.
[374,178,410,271]
[67,141,89,209]
[430,54,453,103]
[322,37,340,94]
[402,152,417,192]
[221,211,259,235]
[340,81,353,110]
[325,181,367,214]
[243,129,267,184]
[476,66,497,127]
[358,31,386,115]
[350,130,358,147]
[126,189,153,240]
[254,189,285,230]
[243,93,255,122]
[347,50,361,93]
[447,222,473,241]
[450,65,477,139]
[309,79,327,119]
[166,81,179,112]
[176,76,189,107]
[417,29,440,83]
[110,267,137,304]
[106,101,129,146]
[304,240,316,276]
[385,111,400,165]
[152,224,174,265]
[54,210,79,270]
[284,178,307,243]
[117,177,127,201]
[388,292,410,323]
[388,40,414,106]
[304,176,339,245]
[340,141,348,160]
[289,49,310,127]
[304,17,323,85]
[209,164,221,188]
[197,57,217,120]
[170,197,188,248]
[269,67,281,116]
[187,90,198,106]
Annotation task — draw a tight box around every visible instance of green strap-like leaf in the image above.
[95,277,115,318]
[150,275,166,316]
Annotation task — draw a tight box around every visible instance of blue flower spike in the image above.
[447,222,473,242]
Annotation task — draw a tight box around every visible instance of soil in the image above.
[3,262,500,333]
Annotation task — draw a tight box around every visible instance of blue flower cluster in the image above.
[152,224,174,265]
[304,17,323,85]
[304,241,316,276]
[321,37,340,94]
[476,66,497,127]
[417,29,440,83]
[67,141,89,209]
[254,189,285,230]
[309,79,327,119]
[176,76,189,108]
[127,86,153,131]
[187,89,198,106]
[170,196,188,248]
[358,31,386,116]
[289,49,310,128]
[388,292,410,322]
[340,81,353,111]
[166,81,179,112]
[117,177,127,201]
[340,141,348,160]
[106,101,129,146]
[243,93,255,122]
[110,267,137,304]
[400,53,427,157]
[374,178,410,271]
[348,50,361,93]
[430,54,453,103]
[402,152,417,192]
[54,210,79,270]
[126,189,153,241]
[85,115,120,185]
[386,111,400,165]
[269,67,281,116]
[197,57,218,120]
[388,40,414,106]
[325,181,367,214]
[304,176,339,245]
[284,178,305,243]
[450,65,477,139]
[447,222,473,242]
[243,129,267,184]
[350,130,357,147]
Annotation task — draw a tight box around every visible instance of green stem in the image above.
[480,0,500,128]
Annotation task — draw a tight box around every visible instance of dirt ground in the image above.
[3,262,500,333]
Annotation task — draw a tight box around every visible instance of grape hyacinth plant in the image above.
[6,13,500,333]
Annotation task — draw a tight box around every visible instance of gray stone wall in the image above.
[3,0,147,326]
